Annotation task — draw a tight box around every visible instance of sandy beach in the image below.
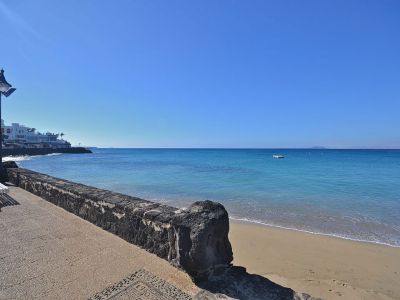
[230,220,400,300]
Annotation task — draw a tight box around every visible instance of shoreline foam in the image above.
[229,216,400,248]
[2,155,32,162]
[230,220,400,300]
[2,152,63,162]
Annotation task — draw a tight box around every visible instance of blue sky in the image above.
[1,0,399,148]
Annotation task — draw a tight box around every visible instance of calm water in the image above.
[13,148,400,246]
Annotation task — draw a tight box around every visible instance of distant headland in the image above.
[1,119,91,156]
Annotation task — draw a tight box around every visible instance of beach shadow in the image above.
[195,266,318,300]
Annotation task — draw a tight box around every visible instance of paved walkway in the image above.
[0,186,202,299]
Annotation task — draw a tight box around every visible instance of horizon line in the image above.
[81,146,400,150]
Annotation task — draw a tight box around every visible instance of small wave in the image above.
[2,152,63,163]
[45,153,63,156]
[229,216,400,248]
[2,156,32,162]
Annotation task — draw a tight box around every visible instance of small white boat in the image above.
[272,154,285,159]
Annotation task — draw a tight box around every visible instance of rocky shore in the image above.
[1,146,91,157]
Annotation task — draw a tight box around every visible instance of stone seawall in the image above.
[2,147,92,157]
[6,168,233,282]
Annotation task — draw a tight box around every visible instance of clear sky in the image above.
[1,0,399,148]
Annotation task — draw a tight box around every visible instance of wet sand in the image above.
[229,220,400,300]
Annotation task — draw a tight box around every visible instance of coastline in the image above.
[229,220,400,300]
[229,217,400,248]
[1,146,91,157]
[16,148,400,248]
[5,151,398,249]
[3,152,399,249]
[5,164,399,299]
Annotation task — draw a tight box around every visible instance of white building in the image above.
[1,119,71,149]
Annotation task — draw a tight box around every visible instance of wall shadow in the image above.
[195,266,319,300]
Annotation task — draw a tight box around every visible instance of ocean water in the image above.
[12,148,400,247]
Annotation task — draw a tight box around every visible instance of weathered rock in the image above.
[173,201,233,282]
[1,160,18,182]
[2,161,18,169]
[2,147,91,157]
[6,167,233,281]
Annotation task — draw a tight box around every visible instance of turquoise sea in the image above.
[13,148,400,247]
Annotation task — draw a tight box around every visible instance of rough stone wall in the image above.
[7,168,233,282]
